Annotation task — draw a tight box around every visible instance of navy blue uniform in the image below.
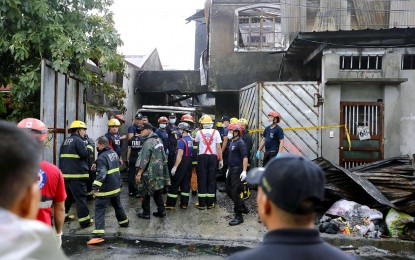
[128,124,140,136]
[105,132,121,159]
[155,128,168,153]
[127,135,143,194]
[166,123,178,172]
[262,125,284,166]
[166,136,194,208]
[226,138,248,214]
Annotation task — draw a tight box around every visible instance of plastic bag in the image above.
[385,208,415,237]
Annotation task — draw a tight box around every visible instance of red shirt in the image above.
[36,161,67,226]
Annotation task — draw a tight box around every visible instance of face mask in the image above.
[169,119,176,124]
[227,133,233,139]
[222,124,227,128]
[159,124,166,129]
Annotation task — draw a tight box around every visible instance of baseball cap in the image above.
[168,112,176,118]
[141,122,153,130]
[247,154,325,214]
[135,112,143,119]
[220,116,230,122]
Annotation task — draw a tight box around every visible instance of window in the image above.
[339,55,382,70]
[235,5,284,52]
[402,54,415,70]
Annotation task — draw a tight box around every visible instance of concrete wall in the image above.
[208,0,283,91]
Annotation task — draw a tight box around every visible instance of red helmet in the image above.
[17,118,48,141]
[158,116,168,124]
[268,111,282,123]
[181,114,194,123]
[115,114,126,124]
[227,123,243,136]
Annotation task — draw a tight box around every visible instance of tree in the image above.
[0,0,126,119]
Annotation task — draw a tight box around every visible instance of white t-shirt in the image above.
[195,129,222,155]
[0,208,68,260]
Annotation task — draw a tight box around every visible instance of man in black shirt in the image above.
[127,126,144,197]
[229,155,355,260]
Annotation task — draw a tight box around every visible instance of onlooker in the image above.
[256,111,284,166]
[87,136,129,245]
[127,126,144,197]
[229,155,354,260]
[59,120,93,228]
[127,112,143,140]
[135,123,171,219]
[0,120,67,259]
[17,118,67,247]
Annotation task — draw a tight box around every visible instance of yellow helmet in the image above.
[69,120,87,130]
[216,121,223,128]
[238,118,248,127]
[199,115,213,124]
[230,117,239,124]
[108,118,121,127]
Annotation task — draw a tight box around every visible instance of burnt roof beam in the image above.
[303,42,327,65]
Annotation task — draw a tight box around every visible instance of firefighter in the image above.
[155,116,168,153]
[230,117,239,124]
[239,118,253,200]
[126,126,143,197]
[218,116,231,181]
[180,114,195,130]
[87,136,129,245]
[82,134,96,201]
[59,120,93,228]
[165,122,193,209]
[226,123,249,226]
[105,118,123,166]
[17,118,67,247]
[194,115,223,209]
[166,112,179,173]
[257,111,284,166]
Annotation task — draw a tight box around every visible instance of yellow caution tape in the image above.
[249,124,351,151]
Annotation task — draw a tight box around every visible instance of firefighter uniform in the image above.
[82,135,96,200]
[59,125,93,228]
[166,122,178,173]
[91,146,129,240]
[166,135,193,208]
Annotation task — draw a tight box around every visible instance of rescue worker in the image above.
[87,136,129,245]
[127,112,143,140]
[155,116,168,153]
[239,118,253,200]
[226,123,249,226]
[17,118,67,247]
[126,126,143,197]
[181,114,195,130]
[166,112,179,173]
[218,116,230,181]
[135,123,171,219]
[105,118,123,166]
[194,115,223,209]
[115,114,127,140]
[230,117,239,124]
[165,122,193,209]
[82,134,96,201]
[257,111,284,166]
[59,120,93,228]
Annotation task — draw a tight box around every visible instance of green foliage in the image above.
[0,0,125,119]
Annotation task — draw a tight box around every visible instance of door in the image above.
[340,102,384,168]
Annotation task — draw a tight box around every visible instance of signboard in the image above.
[357,126,371,141]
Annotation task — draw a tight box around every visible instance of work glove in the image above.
[240,171,247,182]
[171,166,177,176]
[218,160,224,169]
[256,150,261,159]
[276,153,282,158]
[226,169,229,178]
[56,232,62,248]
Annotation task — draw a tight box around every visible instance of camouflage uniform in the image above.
[136,132,170,215]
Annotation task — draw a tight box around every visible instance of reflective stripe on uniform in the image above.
[198,193,207,198]
[206,193,215,198]
[60,154,80,158]
[63,174,89,178]
[92,229,105,234]
[78,215,91,222]
[107,168,119,174]
[118,219,129,225]
[86,145,94,152]
[180,192,190,197]
[167,193,178,198]
[96,188,121,197]
[93,180,102,187]
[39,200,53,209]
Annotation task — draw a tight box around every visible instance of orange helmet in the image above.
[115,114,126,124]
[158,116,168,124]
[268,111,282,123]
[17,118,49,141]
[181,114,194,124]
[227,123,243,136]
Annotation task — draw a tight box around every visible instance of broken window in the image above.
[402,54,415,70]
[340,55,382,70]
[235,5,284,52]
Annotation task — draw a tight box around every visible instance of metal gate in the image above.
[40,60,86,165]
[340,102,384,168]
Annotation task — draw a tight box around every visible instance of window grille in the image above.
[339,55,382,70]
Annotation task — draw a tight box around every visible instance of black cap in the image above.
[247,154,325,214]
[168,112,176,118]
[141,122,153,130]
[135,113,143,119]
[220,116,230,122]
